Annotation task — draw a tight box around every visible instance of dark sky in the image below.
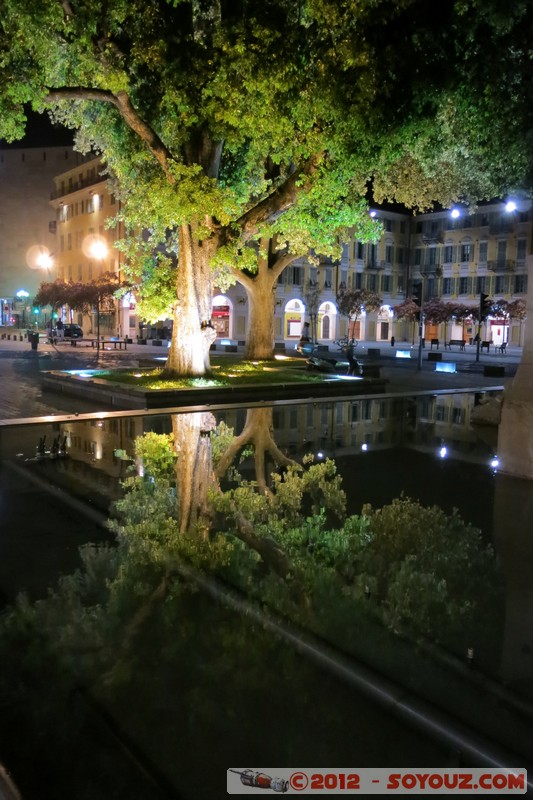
[0,109,74,149]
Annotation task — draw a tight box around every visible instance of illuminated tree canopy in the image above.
[2,0,533,373]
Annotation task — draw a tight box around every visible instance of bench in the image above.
[445,339,466,351]
[430,338,440,350]
[480,340,492,353]
[495,342,507,354]
[86,339,128,350]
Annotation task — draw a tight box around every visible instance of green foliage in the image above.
[5,0,530,372]
[0,422,506,795]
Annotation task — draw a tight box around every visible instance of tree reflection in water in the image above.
[0,407,511,799]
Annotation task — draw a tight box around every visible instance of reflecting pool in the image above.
[0,388,531,799]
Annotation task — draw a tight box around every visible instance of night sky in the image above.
[0,109,74,149]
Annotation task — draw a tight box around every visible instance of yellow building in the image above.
[48,158,531,348]
[50,157,132,336]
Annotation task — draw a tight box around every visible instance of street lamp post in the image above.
[15,290,30,327]
[87,238,109,350]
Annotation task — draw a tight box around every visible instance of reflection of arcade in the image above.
[24,416,148,507]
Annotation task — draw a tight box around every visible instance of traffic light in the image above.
[479,292,491,321]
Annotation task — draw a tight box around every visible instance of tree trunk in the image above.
[164,224,218,377]
[172,412,217,534]
[243,269,277,359]
[215,407,297,492]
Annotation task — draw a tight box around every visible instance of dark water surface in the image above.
[0,389,531,799]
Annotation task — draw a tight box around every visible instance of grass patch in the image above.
[90,356,336,390]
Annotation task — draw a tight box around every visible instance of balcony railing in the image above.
[50,174,106,200]
[489,221,514,235]
[422,233,444,244]
[487,260,515,272]
[420,263,442,275]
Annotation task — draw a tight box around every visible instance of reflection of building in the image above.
[216,390,501,464]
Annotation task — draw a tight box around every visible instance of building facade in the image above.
[3,150,530,346]
[49,158,130,336]
[0,145,86,326]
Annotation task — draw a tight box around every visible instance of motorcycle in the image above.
[297,338,362,376]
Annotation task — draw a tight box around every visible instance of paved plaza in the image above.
[0,333,517,420]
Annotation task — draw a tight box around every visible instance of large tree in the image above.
[2,0,533,376]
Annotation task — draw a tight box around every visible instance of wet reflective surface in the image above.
[1,389,532,799]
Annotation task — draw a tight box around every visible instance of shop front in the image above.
[212,295,232,338]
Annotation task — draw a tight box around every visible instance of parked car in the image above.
[63,324,83,339]
[47,323,84,342]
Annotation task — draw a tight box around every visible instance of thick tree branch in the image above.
[44,87,176,183]
[230,153,324,242]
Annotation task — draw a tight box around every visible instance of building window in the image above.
[385,245,393,264]
[397,246,404,264]
[384,219,392,232]
[443,245,454,263]
[514,274,528,294]
[355,272,363,289]
[459,277,468,294]
[495,275,505,294]
[476,276,486,294]
[367,273,377,291]
[67,233,72,251]
[460,243,473,262]
[497,240,507,267]
[478,241,488,263]
[290,266,302,285]
[414,248,422,265]
[357,241,364,260]
[78,264,83,280]
[381,274,392,293]
[442,277,452,295]
[516,238,526,263]
[367,244,377,267]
